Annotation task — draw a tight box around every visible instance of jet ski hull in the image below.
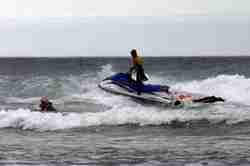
[99,73,225,106]
[99,80,173,105]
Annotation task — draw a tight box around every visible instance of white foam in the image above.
[2,101,250,131]
[173,74,250,104]
[0,109,81,131]
[97,64,115,79]
[80,103,250,126]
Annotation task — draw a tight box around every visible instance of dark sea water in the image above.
[1,57,250,166]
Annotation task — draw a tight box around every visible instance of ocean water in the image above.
[1,57,250,165]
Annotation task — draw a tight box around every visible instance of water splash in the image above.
[173,74,250,104]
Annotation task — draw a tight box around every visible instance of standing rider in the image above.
[128,49,148,95]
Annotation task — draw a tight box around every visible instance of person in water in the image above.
[39,96,57,112]
[128,49,148,95]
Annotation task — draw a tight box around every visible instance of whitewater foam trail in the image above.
[2,102,250,131]
[80,103,250,126]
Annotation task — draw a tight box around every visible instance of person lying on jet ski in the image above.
[174,95,225,106]
[39,96,57,112]
[193,96,225,103]
[128,49,148,95]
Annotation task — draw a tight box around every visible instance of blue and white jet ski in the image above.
[99,73,224,106]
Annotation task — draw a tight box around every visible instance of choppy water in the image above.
[1,57,250,165]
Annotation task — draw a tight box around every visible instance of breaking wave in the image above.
[1,101,250,131]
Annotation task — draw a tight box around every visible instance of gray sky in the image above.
[0,0,250,17]
[0,1,249,57]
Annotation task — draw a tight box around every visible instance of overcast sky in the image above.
[0,0,250,17]
[0,1,249,57]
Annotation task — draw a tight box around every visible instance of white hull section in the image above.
[98,80,203,105]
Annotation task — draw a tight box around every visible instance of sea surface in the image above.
[1,57,250,166]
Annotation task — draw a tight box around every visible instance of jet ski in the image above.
[98,73,225,106]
